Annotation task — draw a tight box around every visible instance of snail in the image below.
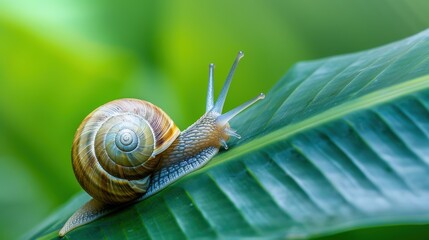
[59,51,264,237]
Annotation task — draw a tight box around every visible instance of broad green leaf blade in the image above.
[28,29,429,239]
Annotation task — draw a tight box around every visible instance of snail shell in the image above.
[72,99,179,204]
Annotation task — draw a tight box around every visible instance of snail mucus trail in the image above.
[59,51,264,237]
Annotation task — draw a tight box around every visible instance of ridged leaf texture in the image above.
[28,29,429,239]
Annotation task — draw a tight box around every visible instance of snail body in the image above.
[59,52,264,237]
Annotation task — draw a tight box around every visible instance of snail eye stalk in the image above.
[206,63,215,112]
[211,51,244,114]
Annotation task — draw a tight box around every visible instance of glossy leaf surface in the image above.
[28,29,429,240]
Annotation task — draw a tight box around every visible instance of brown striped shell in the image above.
[72,99,180,204]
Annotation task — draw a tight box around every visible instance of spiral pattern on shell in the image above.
[72,99,180,204]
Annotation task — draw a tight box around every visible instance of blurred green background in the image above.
[1,0,429,239]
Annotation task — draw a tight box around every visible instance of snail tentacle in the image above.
[213,51,244,113]
[206,63,215,112]
[216,92,265,126]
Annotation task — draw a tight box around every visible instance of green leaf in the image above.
[27,29,429,239]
